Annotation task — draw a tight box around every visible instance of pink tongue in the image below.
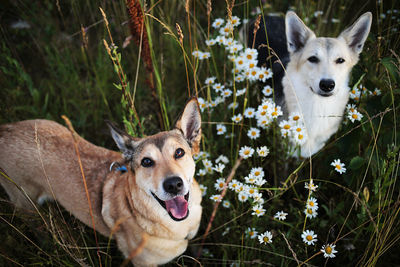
[165,196,188,219]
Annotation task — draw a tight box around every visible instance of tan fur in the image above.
[0,100,203,266]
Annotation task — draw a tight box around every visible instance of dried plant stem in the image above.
[61,115,102,266]
[198,157,243,257]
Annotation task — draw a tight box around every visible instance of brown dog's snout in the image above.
[163,176,184,195]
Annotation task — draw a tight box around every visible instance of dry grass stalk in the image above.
[207,0,212,38]
[81,25,88,50]
[176,23,184,45]
[198,157,243,257]
[252,14,262,49]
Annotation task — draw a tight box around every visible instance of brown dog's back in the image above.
[0,119,119,235]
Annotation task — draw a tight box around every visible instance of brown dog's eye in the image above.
[174,148,185,159]
[335,57,345,64]
[141,157,154,167]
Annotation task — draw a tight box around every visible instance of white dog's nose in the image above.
[319,79,335,92]
[163,177,184,195]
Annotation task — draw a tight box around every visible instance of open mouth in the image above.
[151,192,189,221]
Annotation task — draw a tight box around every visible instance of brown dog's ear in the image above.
[106,121,139,160]
[175,98,202,155]
[338,12,372,54]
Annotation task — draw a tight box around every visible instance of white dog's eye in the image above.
[307,56,319,63]
[335,57,345,64]
[141,157,154,167]
[174,148,185,159]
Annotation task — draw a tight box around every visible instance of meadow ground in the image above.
[0,0,399,266]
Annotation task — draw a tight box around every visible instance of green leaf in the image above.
[349,156,365,170]
[381,57,400,83]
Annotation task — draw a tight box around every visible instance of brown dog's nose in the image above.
[319,79,335,92]
[163,177,184,195]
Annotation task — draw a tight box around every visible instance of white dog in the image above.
[251,12,372,157]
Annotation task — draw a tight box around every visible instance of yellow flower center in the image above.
[351,90,356,94]
[256,210,261,214]
[251,131,256,136]
[219,183,224,187]
[251,70,257,76]
[249,189,254,194]
[272,111,278,116]
[336,164,341,170]
[260,111,267,116]
[307,209,313,214]
[325,246,332,254]
[296,127,301,132]
[244,150,250,155]
[284,125,291,130]
[247,54,252,60]
[309,201,314,206]
[263,237,269,243]
[224,27,230,32]
[352,114,358,119]
[293,115,300,121]
[238,60,243,65]
[249,231,254,236]
[259,74,264,79]
[298,134,304,140]
[306,235,313,241]
[255,171,260,176]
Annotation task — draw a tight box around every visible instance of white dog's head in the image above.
[285,11,372,97]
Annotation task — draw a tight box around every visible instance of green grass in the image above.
[1,0,399,266]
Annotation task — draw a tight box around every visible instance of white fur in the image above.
[282,12,372,157]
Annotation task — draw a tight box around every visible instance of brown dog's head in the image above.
[107,99,201,221]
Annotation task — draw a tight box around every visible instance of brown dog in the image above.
[0,99,202,266]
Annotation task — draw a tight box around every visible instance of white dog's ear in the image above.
[107,121,139,160]
[339,12,372,54]
[285,11,316,53]
[175,98,202,155]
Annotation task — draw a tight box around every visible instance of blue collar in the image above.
[109,162,127,173]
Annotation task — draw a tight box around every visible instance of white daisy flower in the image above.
[253,192,265,204]
[212,18,224,28]
[245,185,259,198]
[213,83,224,92]
[216,124,227,135]
[247,67,261,82]
[370,88,381,96]
[199,184,207,196]
[289,112,302,124]
[214,178,226,191]
[205,39,217,46]
[210,194,222,202]
[256,115,272,129]
[250,167,264,179]
[228,179,241,191]
[205,77,216,85]
[252,204,266,217]
[230,15,241,27]
[347,109,363,123]
[244,107,256,118]
[274,211,288,221]
[219,23,234,36]
[236,88,246,96]
[258,231,273,244]
[256,67,269,82]
[234,74,245,83]
[235,182,245,193]
[202,159,213,168]
[246,227,258,239]
[197,169,206,176]
[270,105,283,119]
[247,127,260,139]
[346,103,357,113]
[222,37,235,47]
[200,52,211,60]
[229,43,243,54]
[279,120,293,138]
[216,155,229,164]
[215,35,226,44]
[349,87,361,101]
[293,130,307,145]
[222,200,231,208]
[304,208,318,219]
[228,102,238,110]
[302,230,317,245]
[238,190,249,202]
[262,85,273,96]
[239,146,254,159]
[331,159,346,174]
[192,50,201,57]
[256,146,269,157]
[254,177,267,187]
[197,97,207,112]
[244,175,256,184]
[321,243,338,258]
[243,48,258,61]
[306,197,319,211]
[213,163,226,173]
[305,179,318,192]
[232,114,243,123]
[234,55,247,70]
